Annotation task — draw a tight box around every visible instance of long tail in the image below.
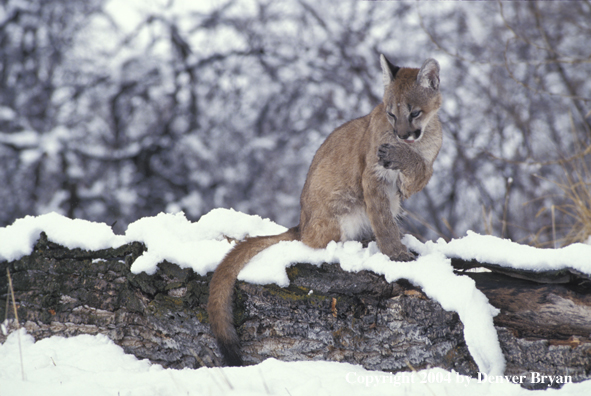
[207,226,300,366]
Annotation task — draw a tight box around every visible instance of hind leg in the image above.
[300,216,342,249]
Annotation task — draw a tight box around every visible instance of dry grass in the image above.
[532,142,591,248]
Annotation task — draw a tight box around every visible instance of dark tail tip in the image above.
[218,340,243,367]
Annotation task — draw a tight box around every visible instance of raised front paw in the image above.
[377,143,404,170]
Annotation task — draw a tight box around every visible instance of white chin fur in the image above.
[401,134,421,143]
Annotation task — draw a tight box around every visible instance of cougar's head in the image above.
[380,54,442,143]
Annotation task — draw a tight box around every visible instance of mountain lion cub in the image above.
[208,54,442,366]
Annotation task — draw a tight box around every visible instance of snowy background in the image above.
[0,0,590,246]
[1,209,591,395]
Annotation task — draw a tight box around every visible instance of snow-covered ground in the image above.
[1,330,590,396]
[1,209,591,395]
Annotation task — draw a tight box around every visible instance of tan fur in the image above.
[207,227,299,366]
[207,55,443,366]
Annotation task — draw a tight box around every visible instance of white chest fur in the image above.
[339,167,401,242]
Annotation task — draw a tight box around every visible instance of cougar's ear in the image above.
[417,58,440,90]
[380,54,400,87]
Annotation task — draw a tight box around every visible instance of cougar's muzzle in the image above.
[396,128,422,142]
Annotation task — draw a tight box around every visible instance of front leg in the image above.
[362,170,414,262]
[377,143,433,199]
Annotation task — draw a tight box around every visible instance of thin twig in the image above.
[7,268,25,381]
[502,177,513,239]
[551,205,557,249]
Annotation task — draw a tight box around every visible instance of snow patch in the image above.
[1,330,590,395]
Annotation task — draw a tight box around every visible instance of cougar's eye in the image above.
[387,111,397,122]
[410,110,422,119]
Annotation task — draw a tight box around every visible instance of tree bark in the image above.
[1,233,590,390]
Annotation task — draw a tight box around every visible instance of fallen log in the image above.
[1,232,590,390]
